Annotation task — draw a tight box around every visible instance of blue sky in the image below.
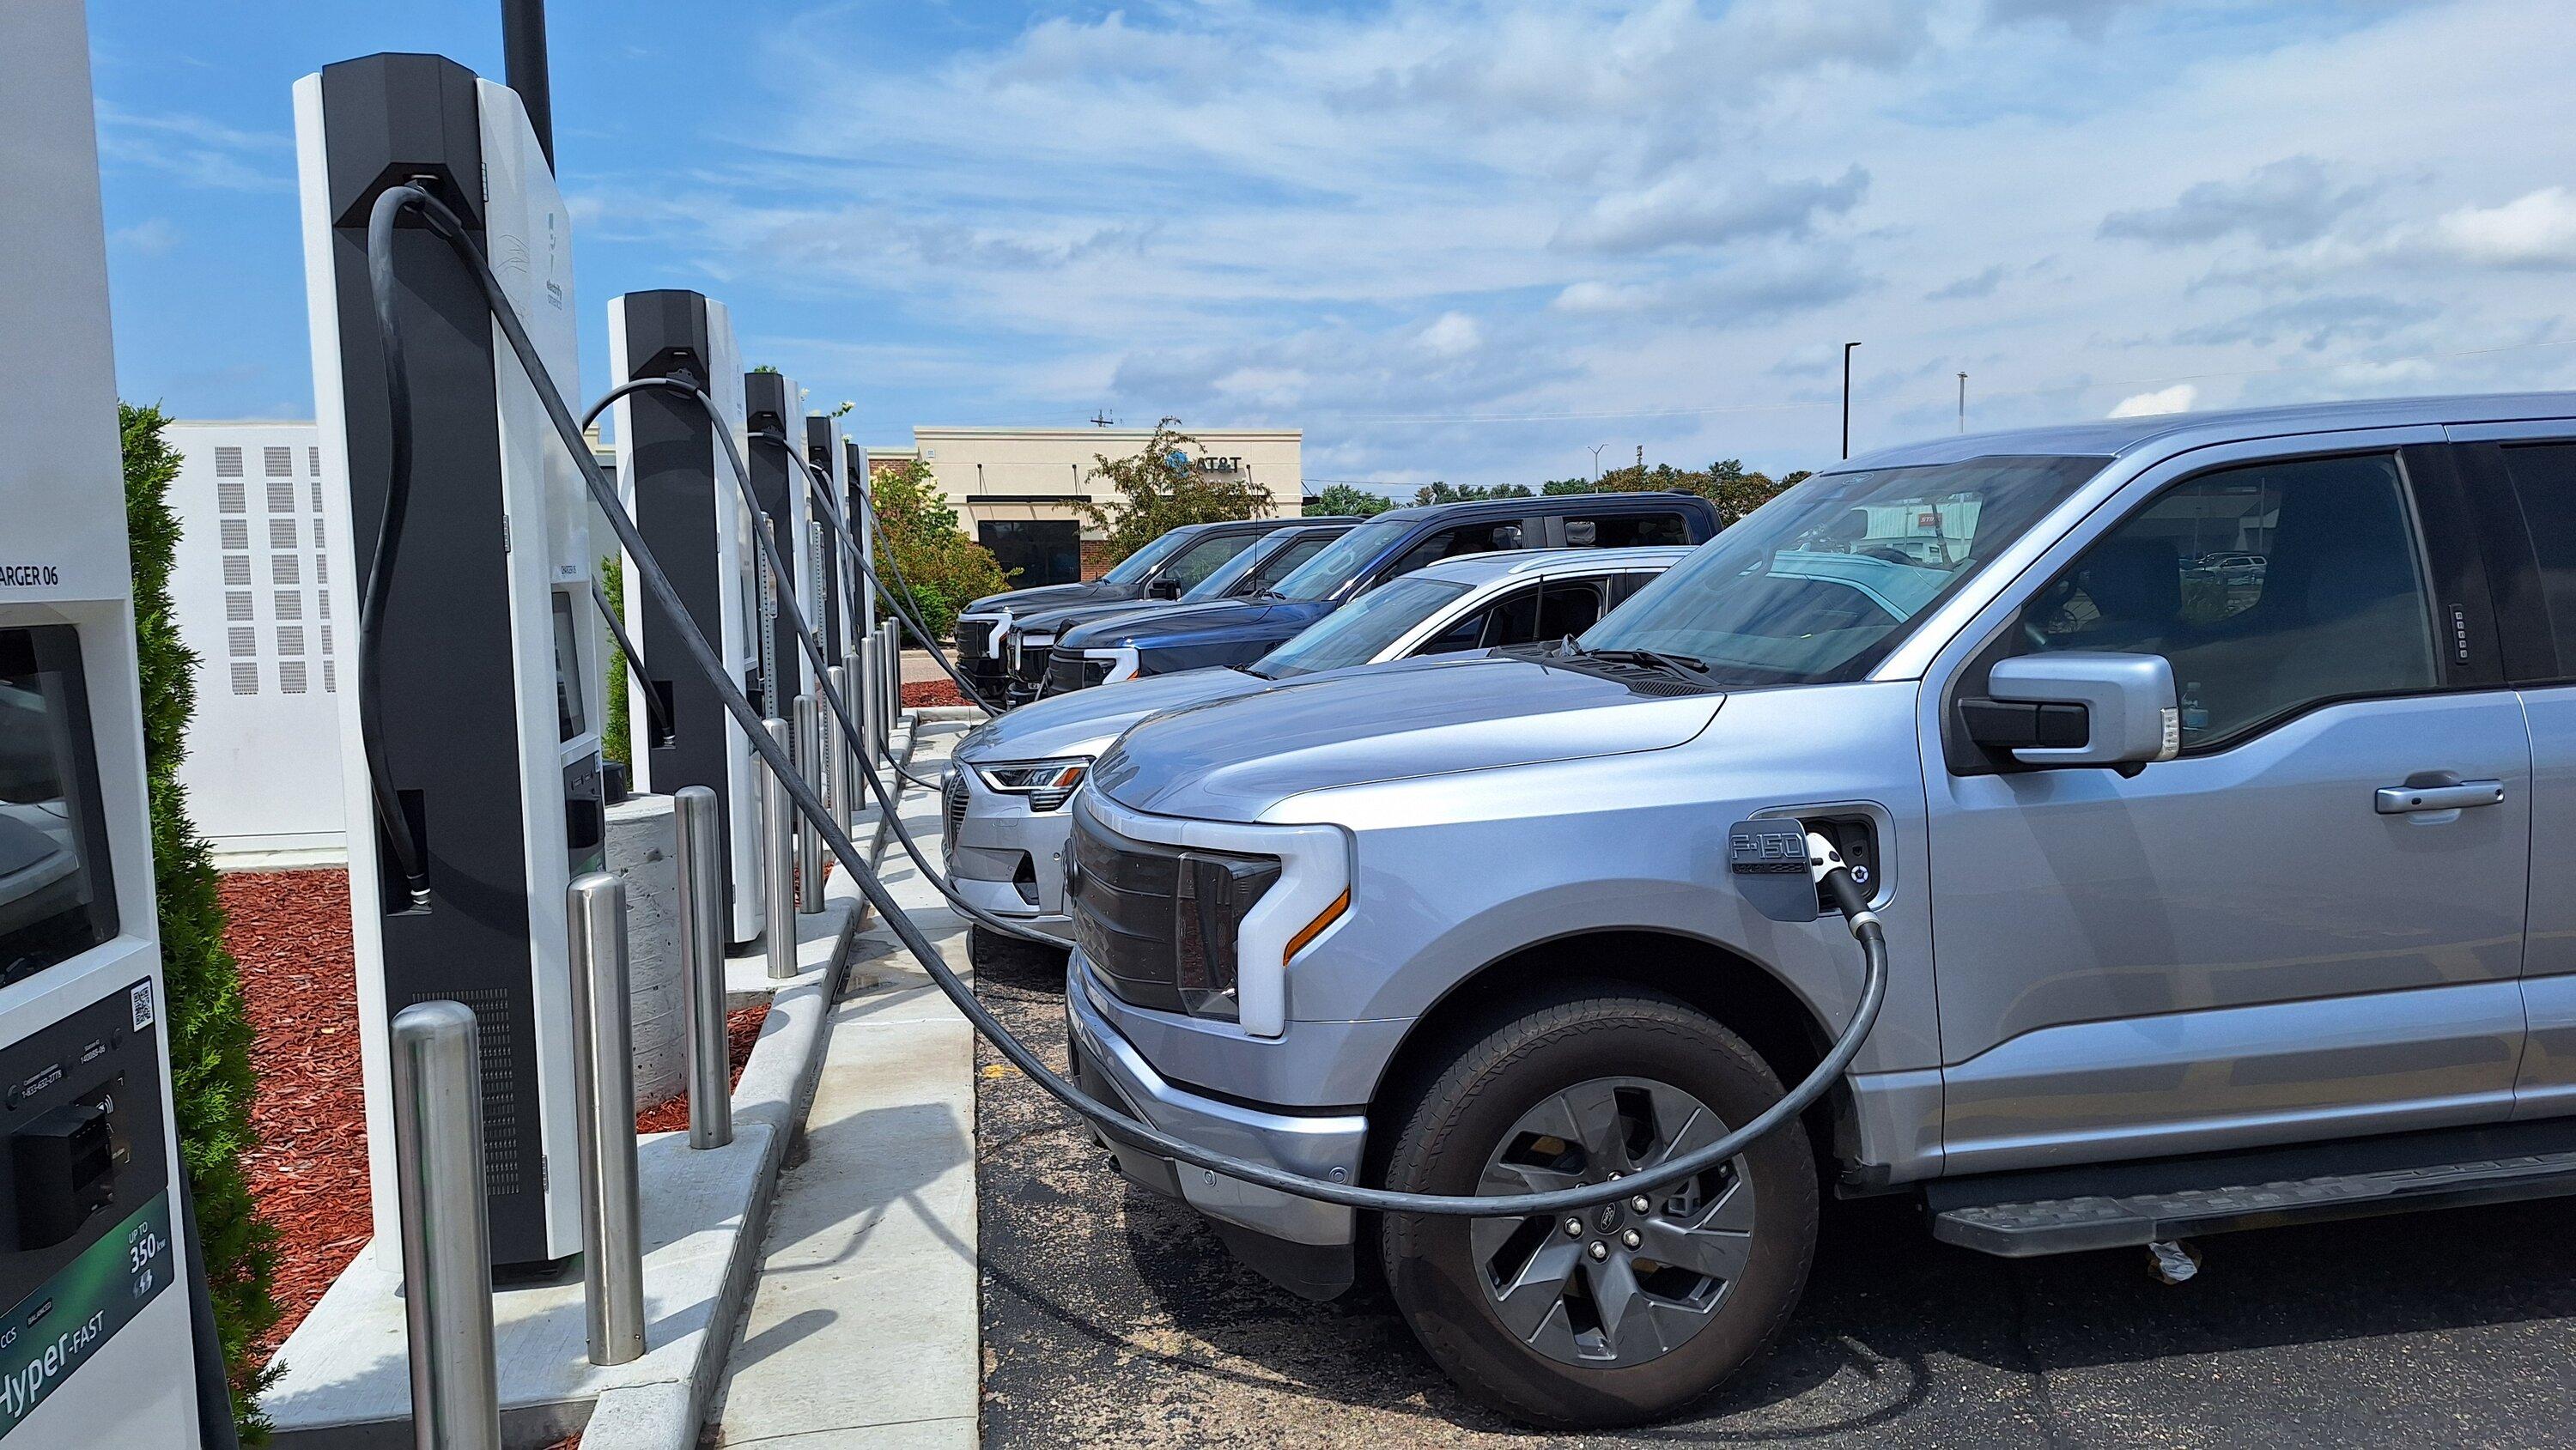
[92,0,2576,494]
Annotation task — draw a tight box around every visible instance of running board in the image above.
[1925,1118,2576,1258]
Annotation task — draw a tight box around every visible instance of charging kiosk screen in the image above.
[0,626,117,988]
[552,592,586,745]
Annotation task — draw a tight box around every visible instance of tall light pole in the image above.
[1588,442,1611,482]
[1842,341,1860,459]
[1958,372,1968,434]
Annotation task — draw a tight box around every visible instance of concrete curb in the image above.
[584,723,921,1450]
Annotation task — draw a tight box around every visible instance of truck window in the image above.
[2018,452,2438,749]
[1245,531,1334,589]
[1155,532,1257,590]
[1583,513,1690,547]
[1606,572,1660,609]
[1386,522,1524,579]
[2490,442,2576,676]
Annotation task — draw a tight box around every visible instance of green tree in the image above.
[1596,457,1797,527]
[867,456,1012,637]
[1540,477,1595,495]
[1410,481,1534,506]
[121,403,282,1439]
[1076,417,1271,563]
[1305,482,1396,519]
[600,555,629,768]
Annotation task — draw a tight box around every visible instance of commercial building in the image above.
[866,425,1303,585]
[162,420,348,862]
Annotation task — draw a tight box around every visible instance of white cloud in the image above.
[2430,186,2576,268]
[1417,312,1483,356]
[2108,383,2197,417]
[111,218,180,255]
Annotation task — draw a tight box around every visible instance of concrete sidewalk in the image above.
[709,720,981,1447]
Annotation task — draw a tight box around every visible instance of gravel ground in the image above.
[975,946,2576,1447]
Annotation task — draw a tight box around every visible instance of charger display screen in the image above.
[0,626,117,986]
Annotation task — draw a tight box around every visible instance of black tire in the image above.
[1377,986,1819,1429]
[968,923,1070,983]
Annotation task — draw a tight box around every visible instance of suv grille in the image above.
[955,618,997,658]
[1011,641,1053,686]
[1046,651,1114,696]
[942,771,969,858]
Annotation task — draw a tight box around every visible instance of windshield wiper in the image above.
[1567,643,1712,676]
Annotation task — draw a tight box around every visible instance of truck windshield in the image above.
[1269,516,1416,602]
[1099,528,1194,585]
[1249,575,1470,679]
[1181,532,1288,603]
[1580,454,2107,686]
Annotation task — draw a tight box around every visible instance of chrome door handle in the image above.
[2374,780,2505,814]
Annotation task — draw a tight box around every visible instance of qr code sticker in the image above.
[131,980,156,1030]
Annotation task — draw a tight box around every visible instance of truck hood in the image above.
[963,580,1136,617]
[954,667,1270,764]
[1092,654,1725,822]
[1059,598,1329,652]
[1012,595,1182,639]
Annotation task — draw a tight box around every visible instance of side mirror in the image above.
[1964,652,2179,767]
[1491,524,1524,548]
[1564,519,1597,546]
[1146,577,1182,599]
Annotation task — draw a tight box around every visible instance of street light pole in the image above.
[1958,372,1967,434]
[1588,442,1610,482]
[1842,342,1860,459]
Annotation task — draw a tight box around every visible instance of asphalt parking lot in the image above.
[973,944,2576,1447]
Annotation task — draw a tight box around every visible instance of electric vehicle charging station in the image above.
[0,4,204,1443]
[609,291,769,948]
[842,439,878,643]
[805,416,849,670]
[295,52,603,1277]
[745,373,817,725]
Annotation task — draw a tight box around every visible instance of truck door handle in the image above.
[2374,780,2506,814]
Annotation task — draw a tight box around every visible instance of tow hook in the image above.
[2147,1239,2201,1284]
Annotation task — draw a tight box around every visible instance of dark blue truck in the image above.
[1042,492,1722,694]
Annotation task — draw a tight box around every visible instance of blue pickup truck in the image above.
[1043,492,1722,693]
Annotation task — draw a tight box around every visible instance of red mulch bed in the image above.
[902,677,967,708]
[227,868,771,1359]
[225,869,368,1357]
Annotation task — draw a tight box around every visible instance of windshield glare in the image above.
[1582,455,2107,686]
[1272,515,1414,601]
[1252,574,1469,678]
[1100,528,1194,585]
[1182,532,1286,602]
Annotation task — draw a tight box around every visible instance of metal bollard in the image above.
[568,872,647,1367]
[671,786,732,1150]
[793,694,826,914]
[856,632,883,767]
[826,664,856,840]
[880,620,902,745]
[389,1002,501,1450]
[762,718,799,980]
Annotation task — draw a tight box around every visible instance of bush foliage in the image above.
[866,456,1012,637]
[1077,418,1271,564]
[122,402,282,1438]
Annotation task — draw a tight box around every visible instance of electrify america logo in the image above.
[0,564,60,587]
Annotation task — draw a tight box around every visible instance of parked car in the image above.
[1042,492,1721,695]
[994,522,1353,706]
[945,546,1691,951]
[1059,392,2576,1428]
[950,516,1316,703]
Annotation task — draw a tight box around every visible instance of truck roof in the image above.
[1404,545,1695,586]
[1845,391,2576,472]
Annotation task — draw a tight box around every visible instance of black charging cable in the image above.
[362,179,1890,1217]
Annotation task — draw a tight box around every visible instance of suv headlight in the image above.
[1173,851,1281,1022]
[974,757,1091,811]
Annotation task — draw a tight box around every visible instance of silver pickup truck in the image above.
[1060,392,2576,1427]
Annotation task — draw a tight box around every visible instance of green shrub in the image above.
[600,555,629,768]
[866,458,1011,638]
[122,403,282,1439]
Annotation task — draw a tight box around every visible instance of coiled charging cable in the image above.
[361,179,1888,1217]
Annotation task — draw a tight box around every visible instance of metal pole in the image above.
[856,448,877,638]
[500,0,554,167]
[763,717,798,980]
[826,664,855,839]
[389,1002,501,1450]
[1958,371,1968,434]
[856,633,882,768]
[567,872,647,1366]
[671,786,732,1149]
[883,620,902,740]
[794,694,826,913]
[1842,341,1860,459]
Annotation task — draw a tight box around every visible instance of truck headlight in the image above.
[974,757,1091,811]
[1174,851,1282,1022]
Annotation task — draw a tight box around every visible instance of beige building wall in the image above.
[868,426,1304,540]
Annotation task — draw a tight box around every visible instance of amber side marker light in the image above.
[1284,889,1351,963]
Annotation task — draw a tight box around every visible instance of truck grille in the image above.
[1011,642,1053,686]
[1068,809,1186,1012]
[954,617,997,658]
[1046,651,1115,696]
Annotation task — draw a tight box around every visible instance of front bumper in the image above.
[943,766,1075,944]
[1065,952,1367,1298]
